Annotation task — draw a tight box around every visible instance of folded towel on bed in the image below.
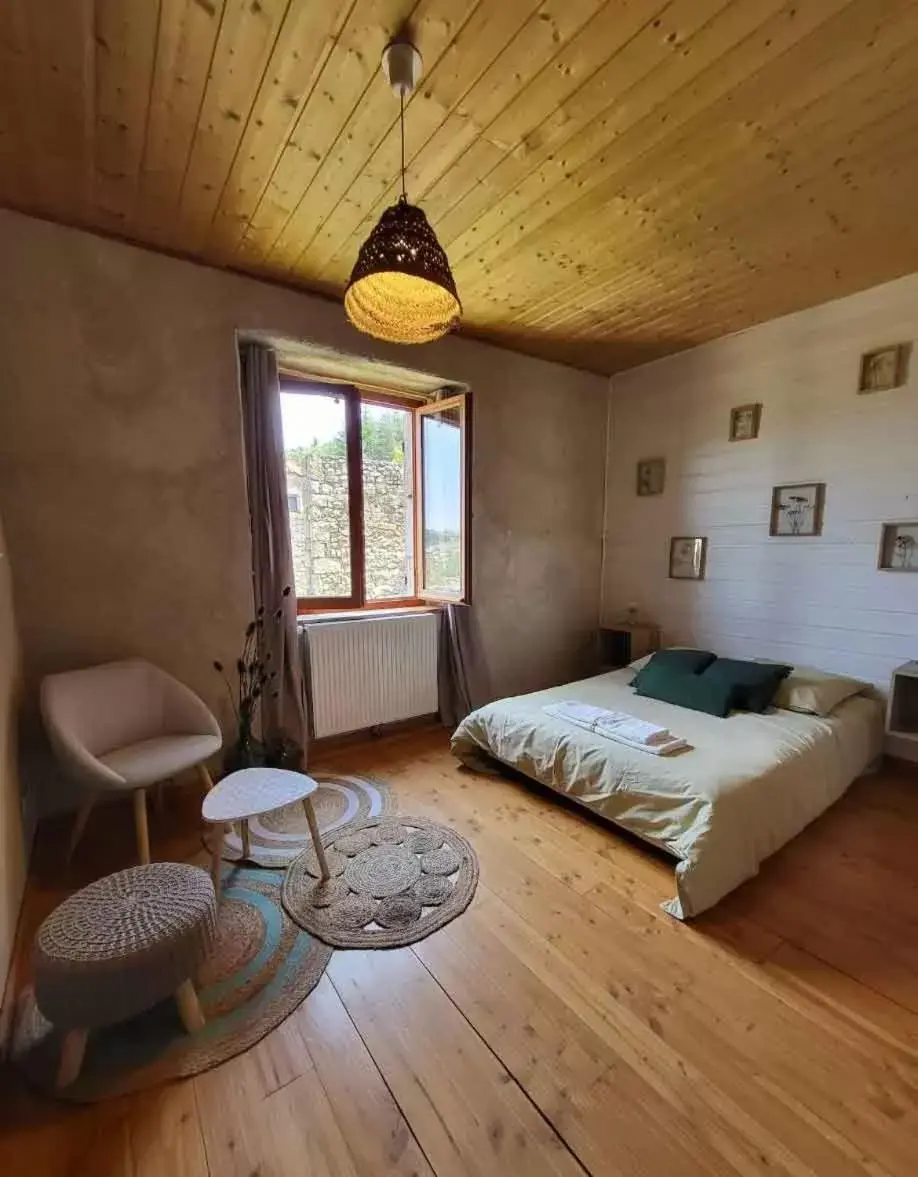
[544,702,691,756]
[546,702,672,744]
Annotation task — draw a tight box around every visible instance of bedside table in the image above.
[887,661,918,747]
[600,623,661,671]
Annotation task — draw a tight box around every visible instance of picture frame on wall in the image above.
[858,344,908,393]
[769,482,825,537]
[878,522,918,572]
[636,457,666,497]
[729,402,762,442]
[669,536,707,580]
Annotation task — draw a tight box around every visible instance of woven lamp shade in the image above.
[345,198,461,344]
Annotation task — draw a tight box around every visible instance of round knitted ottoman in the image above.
[33,862,217,1088]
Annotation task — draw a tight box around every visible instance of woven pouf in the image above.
[33,862,217,1088]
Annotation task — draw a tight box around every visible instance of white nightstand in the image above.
[886,662,918,748]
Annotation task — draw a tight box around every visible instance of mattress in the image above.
[450,669,884,918]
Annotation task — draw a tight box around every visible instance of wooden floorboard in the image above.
[3,729,918,1176]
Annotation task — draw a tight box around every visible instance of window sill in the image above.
[298,605,441,626]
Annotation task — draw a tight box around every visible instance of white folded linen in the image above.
[544,701,690,756]
[546,701,671,744]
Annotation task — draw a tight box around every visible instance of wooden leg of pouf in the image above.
[66,795,95,864]
[56,1028,88,1088]
[175,979,206,1034]
[196,763,214,794]
[210,826,223,898]
[133,789,151,864]
[240,818,251,860]
[302,797,330,880]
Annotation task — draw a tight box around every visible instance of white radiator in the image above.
[305,613,440,738]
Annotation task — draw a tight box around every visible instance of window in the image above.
[280,378,469,612]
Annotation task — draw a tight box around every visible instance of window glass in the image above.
[280,390,352,599]
[361,403,414,600]
[420,401,464,598]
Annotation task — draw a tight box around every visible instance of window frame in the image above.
[415,393,470,603]
[280,377,363,613]
[279,375,469,615]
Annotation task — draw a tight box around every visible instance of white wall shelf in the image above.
[886,662,918,742]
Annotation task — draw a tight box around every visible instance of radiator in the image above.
[305,612,440,738]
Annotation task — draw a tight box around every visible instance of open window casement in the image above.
[415,393,469,604]
[280,377,469,612]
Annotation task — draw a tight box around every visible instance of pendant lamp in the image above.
[344,38,461,344]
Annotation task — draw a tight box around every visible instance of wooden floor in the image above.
[3,729,918,1176]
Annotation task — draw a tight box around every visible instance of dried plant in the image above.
[214,587,291,768]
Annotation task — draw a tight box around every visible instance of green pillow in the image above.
[634,661,735,717]
[631,648,716,690]
[699,658,792,713]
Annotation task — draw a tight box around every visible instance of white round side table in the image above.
[201,767,330,895]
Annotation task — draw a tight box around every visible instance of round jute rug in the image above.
[12,864,331,1102]
[216,772,394,867]
[282,815,479,949]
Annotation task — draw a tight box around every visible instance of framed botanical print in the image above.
[636,457,665,497]
[729,402,762,442]
[669,536,707,580]
[769,483,825,537]
[858,344,908,393]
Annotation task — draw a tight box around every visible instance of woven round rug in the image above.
[11,864,331,1102]
[282,815,479,949]
[216,772,394,867]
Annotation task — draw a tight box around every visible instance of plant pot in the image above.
[223,733,267,775]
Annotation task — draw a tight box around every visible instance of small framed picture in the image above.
[669,536,707,580]
[858,344,908,393]
[729,402,762,442]
[878,522,918,571]
[769,483,825,537]
[636,457,665,497]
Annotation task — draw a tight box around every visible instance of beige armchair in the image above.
[41,659,222,865]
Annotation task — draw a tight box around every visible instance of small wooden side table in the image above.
[202,767,330,896]
[600,622,661,670]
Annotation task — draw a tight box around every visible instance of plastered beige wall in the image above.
[0,210,607,776]
[0,512,25,987]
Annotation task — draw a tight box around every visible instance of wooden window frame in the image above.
[281,377,470,616]
[415,393,470,604]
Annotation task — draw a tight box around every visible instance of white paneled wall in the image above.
[602,272,918,713]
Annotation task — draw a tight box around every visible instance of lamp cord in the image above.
[399,89,407,200]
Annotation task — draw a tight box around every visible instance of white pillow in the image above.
[769,666,868,716]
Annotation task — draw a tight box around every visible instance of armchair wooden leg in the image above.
[133,789,151,864]
[174,978,205,1034]
[196,763,214,794]
[66,795,96,864]
[56,1028,88,1088]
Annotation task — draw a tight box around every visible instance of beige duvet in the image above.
[450,669,884,918]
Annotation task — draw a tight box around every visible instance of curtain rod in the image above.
[278,365,439,402]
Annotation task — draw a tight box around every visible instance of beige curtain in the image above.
[238,342,309,764]
[438,603,487,728]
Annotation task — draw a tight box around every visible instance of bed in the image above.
[450,667,884,919]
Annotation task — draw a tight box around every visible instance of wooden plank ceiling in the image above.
[1,0,916,375]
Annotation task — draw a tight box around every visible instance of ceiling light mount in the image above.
[381,36,422,98]
[343,36,461,346]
